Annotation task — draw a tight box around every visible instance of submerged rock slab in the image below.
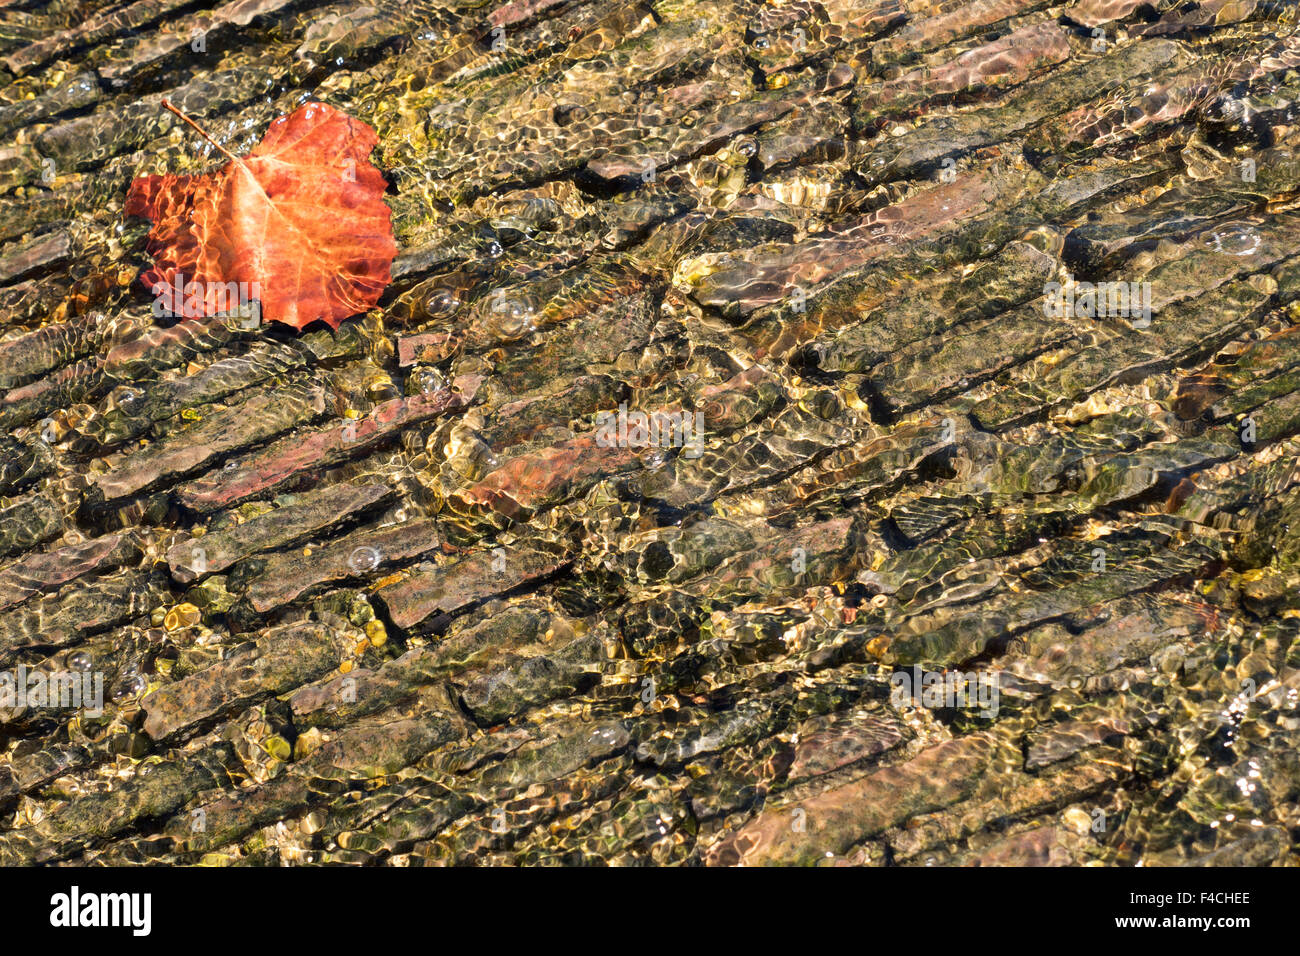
[141,623,347,741]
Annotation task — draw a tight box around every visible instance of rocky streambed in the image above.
[0,0,1299,866]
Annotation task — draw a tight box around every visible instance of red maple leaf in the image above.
[125,100,396,331]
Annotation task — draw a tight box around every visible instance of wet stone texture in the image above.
[0,0,1299,867]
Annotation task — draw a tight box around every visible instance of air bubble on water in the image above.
[348,546,381,573]
[491,295,539,337]
[115,674,147,700]
[425,288,459,316]
[1207,222,1261,256]
[416,369,447,395]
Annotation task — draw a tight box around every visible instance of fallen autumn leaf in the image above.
[125,99,397,331]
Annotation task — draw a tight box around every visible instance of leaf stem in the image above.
[162,99,239,163]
